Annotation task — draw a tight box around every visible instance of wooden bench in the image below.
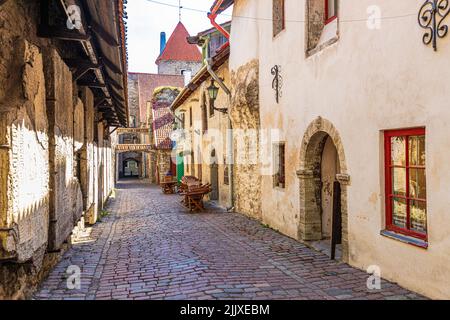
[181,183,212,212]
[179,176,201,194]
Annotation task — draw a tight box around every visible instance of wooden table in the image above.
[160,181,178,194]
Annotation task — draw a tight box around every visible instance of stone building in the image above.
[171,44,232,208]
[117,21,201,182]
[156,22,203,78]
[170,18,263,215]
[117,73,184,181]
[211,0,450,299]
[152,87,180,183]
[0,0,128,299]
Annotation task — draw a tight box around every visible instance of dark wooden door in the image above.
[210,164,219,200]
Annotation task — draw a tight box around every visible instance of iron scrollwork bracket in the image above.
[271,65,283,104]
[418,0,450,51]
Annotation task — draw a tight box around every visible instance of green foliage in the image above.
[98,209,110,222]
[153,86,181,97]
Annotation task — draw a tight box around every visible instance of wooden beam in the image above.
[99,55,122,75]
[66,59,101,81]
[65,59,98,69]
[40,0,49,26]
[105,74,124,91]
[112,105,126,117]
[77,81,106,89]
[73,68,92,81]
[110,90,125,103]
[89,19,120,47]
[37,25,91,42]
[94,98,107,108]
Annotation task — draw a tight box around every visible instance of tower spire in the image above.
[178,0,182,22]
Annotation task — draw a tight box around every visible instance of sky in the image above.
[126,0,232,73]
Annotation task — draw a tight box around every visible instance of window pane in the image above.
[410,200,427,234]
[392,197,407,228]
[273,0,284,36]
[328,0,337,17]
[392,167,406,196]
[391,136,406,166]
[409,168,426,199]
[279,144,285,185]
[409,135,425,166]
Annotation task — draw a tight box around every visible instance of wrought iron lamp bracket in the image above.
[271,65,283,103]
[213,107,229,114]
[418,0,450,51]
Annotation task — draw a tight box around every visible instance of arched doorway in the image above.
[123,158,139,178]
[210,149,219,201]
[297,117,350,261]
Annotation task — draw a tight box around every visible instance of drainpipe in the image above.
[208,0,230,51]
[204,57,234,211]
[206,2,234,210]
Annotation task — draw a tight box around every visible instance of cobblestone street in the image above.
[34,180,424,300]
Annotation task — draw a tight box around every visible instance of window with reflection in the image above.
[384,128,427,240]
[273,0,285,37]
[325,0,338,24]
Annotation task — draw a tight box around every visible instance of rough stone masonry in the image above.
[0,0,117,299]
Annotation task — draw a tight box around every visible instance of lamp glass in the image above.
[207,80,219,101]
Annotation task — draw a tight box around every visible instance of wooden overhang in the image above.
[171,46,230,112]
[210,0,234,14]
[38,0,129,127]
[117,127,150,134]
[115,144,154,153]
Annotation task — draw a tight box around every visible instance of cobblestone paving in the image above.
[34,180,425,300]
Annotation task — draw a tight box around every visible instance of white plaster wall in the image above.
[231,0,450,299]
[179,65,232,209]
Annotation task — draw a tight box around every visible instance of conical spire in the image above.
[156,22,202,64]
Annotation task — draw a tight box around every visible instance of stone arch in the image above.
[297,117,350,262]
[122,157,140,178]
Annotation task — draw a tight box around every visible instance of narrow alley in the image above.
[34,180,424,300]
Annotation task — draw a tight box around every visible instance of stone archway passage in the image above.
[123,158,140,178]
[297,117,350,262]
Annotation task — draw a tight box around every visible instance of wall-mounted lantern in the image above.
[207,79,220,101]
[418,0,450,51]
[207,79,228,114]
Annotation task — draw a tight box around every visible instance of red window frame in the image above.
[384,127,427,241]
[273,143,286,188]
[325,0,338,25]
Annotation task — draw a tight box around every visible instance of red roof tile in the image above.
[156,22,202,64]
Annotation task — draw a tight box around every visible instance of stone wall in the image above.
[156,151,172,183]
[127,73,140,125]
[158,60,202,78]
[0,1,54,299]
[0,0,117,299]
[176,62,233,209]
[230,59,262,219]
[44,48,83,252]
[80,87,98,225]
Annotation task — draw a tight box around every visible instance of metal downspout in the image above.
[205,1,234,210]
[208,0,230,51]
[204,58,234,211]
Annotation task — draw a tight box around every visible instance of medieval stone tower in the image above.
[156,22,203,81]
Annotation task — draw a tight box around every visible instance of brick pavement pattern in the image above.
[34,180,426,300]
